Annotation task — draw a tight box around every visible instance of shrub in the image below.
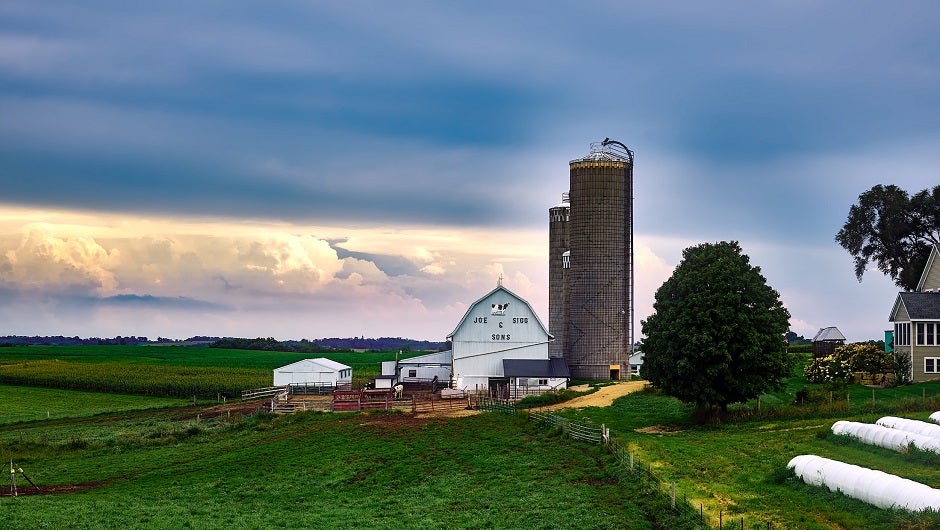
[805,354,852,385]
[846,343,895,386]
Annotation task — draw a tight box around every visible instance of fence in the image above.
[478,401,781,529]
[242,386,287,401]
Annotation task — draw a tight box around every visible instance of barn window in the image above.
[409,369,417,378]
[538,379,548,386]
[926,358,940,374]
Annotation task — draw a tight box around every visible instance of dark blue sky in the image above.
[0,1,938,340]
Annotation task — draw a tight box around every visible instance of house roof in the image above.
[446,284,552,340]
[893,292,940,321]
[502,358,571,379]
[812,327,846,342]
[917,246,940,292]
[274,358,351,372]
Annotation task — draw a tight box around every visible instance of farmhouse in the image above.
[889,246,940,382]
[449,283,568,395]
[273,358,352,389]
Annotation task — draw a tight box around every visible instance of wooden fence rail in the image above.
[241,386,287,400]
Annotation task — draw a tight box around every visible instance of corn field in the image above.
[0,360,269,398]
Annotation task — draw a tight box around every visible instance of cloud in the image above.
[0,206,549,339]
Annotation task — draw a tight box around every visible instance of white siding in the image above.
[272,358,352,387]
[448,285,551,390]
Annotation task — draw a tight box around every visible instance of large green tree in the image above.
[836,184,940,291]
[640,241,791,418]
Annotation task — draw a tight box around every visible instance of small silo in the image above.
[548,194,570,359]
[564,139,633,380]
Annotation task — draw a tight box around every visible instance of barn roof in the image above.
[812,327,846,343]
[274,358,350,372]
[446,284,551,340]
[502,358,570,379]
[892,292,940,321]
[399,350,452,365]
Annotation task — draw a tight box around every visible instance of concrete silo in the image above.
[548,194,570,360]
[550,139,633,380]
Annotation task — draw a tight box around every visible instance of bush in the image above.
[805,354,852,385]
[805,343,896,386]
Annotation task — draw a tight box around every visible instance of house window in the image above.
[408,369,417,378]
[896,322,911,346]
[538,379,548,386]
[926,358,940,374]
[916,323,938,346]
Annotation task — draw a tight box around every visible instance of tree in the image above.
[836,184,940,291]
[640,241,791,418]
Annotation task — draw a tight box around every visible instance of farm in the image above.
[4,346,940,528]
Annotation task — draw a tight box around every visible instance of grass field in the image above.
[0,409,696,529]
[5,348,940,528]
[557,361,940,529]
[0,385,189,425]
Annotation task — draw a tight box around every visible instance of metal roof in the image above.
[569,138,634,164]
[812,327,846,342]
[502,358,571,378]
[398,350,452,365]
[274,358,351,372]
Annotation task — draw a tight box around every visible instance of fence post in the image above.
[872,388,876,411]
[670,483,675,509]
[630,451,634,471]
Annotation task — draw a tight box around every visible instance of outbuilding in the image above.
[812,327,846,358]
[502,358,570,398]
[273,358,352,389]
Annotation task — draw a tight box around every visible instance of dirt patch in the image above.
[539,381,648,411]
[0,479,110,497]
[356,412,445,432]
[634,424,685,434]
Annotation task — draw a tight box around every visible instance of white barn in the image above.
[449,284,566,393]
[273,358,352,388]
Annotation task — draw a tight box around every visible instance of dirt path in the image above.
[539,380,648,411]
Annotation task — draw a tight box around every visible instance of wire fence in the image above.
[478,399,783,530]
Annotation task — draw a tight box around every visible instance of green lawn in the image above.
[0,410,691,529]
[561,384,940,529]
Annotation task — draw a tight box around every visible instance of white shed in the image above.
[273,358,352,388]
[448,284,553,392]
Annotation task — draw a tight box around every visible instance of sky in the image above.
[1,1,938,342]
